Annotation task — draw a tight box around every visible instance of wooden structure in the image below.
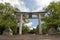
[14,12,47,35]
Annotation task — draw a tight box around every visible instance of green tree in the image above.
[0,2,19,35]
[44,1,60,30]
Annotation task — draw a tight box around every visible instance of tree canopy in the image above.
[0,2,20,34]
[0,2,19,28]
[44,1,60,28]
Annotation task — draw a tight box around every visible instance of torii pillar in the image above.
[19,14,23,35]
[38,14,42,34]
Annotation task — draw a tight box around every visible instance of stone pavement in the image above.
[0,34,60,40]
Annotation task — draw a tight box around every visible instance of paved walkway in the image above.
[0,34,60,40]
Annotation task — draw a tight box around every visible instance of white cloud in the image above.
[34,0,59,12]
[32,7,42,12]
[35,0,59,7]
[35,0,52,7]
[30,26,36,30]
[0,0,30,12]
[17,1,30,12]
[30,28,33,30]
[33,27,36,29]
[0,0,18,7]
[24,22,33,27]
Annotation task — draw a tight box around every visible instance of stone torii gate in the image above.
[14,12,46,35]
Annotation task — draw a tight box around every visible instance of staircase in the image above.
[0,34,60,40]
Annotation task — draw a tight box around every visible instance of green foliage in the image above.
[42,23,49,34]
[32,25,39,34]
[10,23,18,35]
[33,24,48,34]
[44,1,60,30]
[0,2,19,35]
[22,26,30,34]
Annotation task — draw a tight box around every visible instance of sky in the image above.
[0,0,59,29]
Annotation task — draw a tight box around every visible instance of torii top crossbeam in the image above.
[14,12,47,14]
[14,12,47,19]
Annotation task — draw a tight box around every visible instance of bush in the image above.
[22,26,30,34]
[10,26,17,35]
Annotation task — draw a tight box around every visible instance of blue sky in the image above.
[29,19,38,29]
[0,0,59,29]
